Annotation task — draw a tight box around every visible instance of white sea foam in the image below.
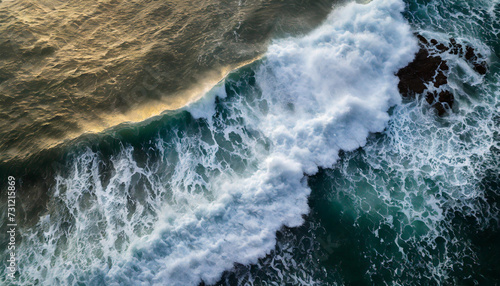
[9,0,418,285]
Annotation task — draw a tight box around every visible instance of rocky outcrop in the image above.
[396,34,488,116]
[396,48,448,96]
[425,90,454,116]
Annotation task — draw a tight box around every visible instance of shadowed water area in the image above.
[0,0,339,162]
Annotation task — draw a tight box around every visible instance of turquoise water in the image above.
[1,0,498,285]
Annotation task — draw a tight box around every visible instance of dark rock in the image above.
[440,61,449,71]
[425,92,435,104]
[397,34,457,116]
[436,43,449,52]
[397,34,489,116]
[438,90,454,105]
[396,48,445,96]
[462,45,488,75]
[474,62,488,75]
[449,38,463,56]
[434,71,447,87]
[434,102,446,116]
[416,34,429,45]
[465,46,477,61]
[426,90,454,116]
[450,46,463,56]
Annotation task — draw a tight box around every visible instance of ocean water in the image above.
[0,0,498,285]
[0,0,338,161]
